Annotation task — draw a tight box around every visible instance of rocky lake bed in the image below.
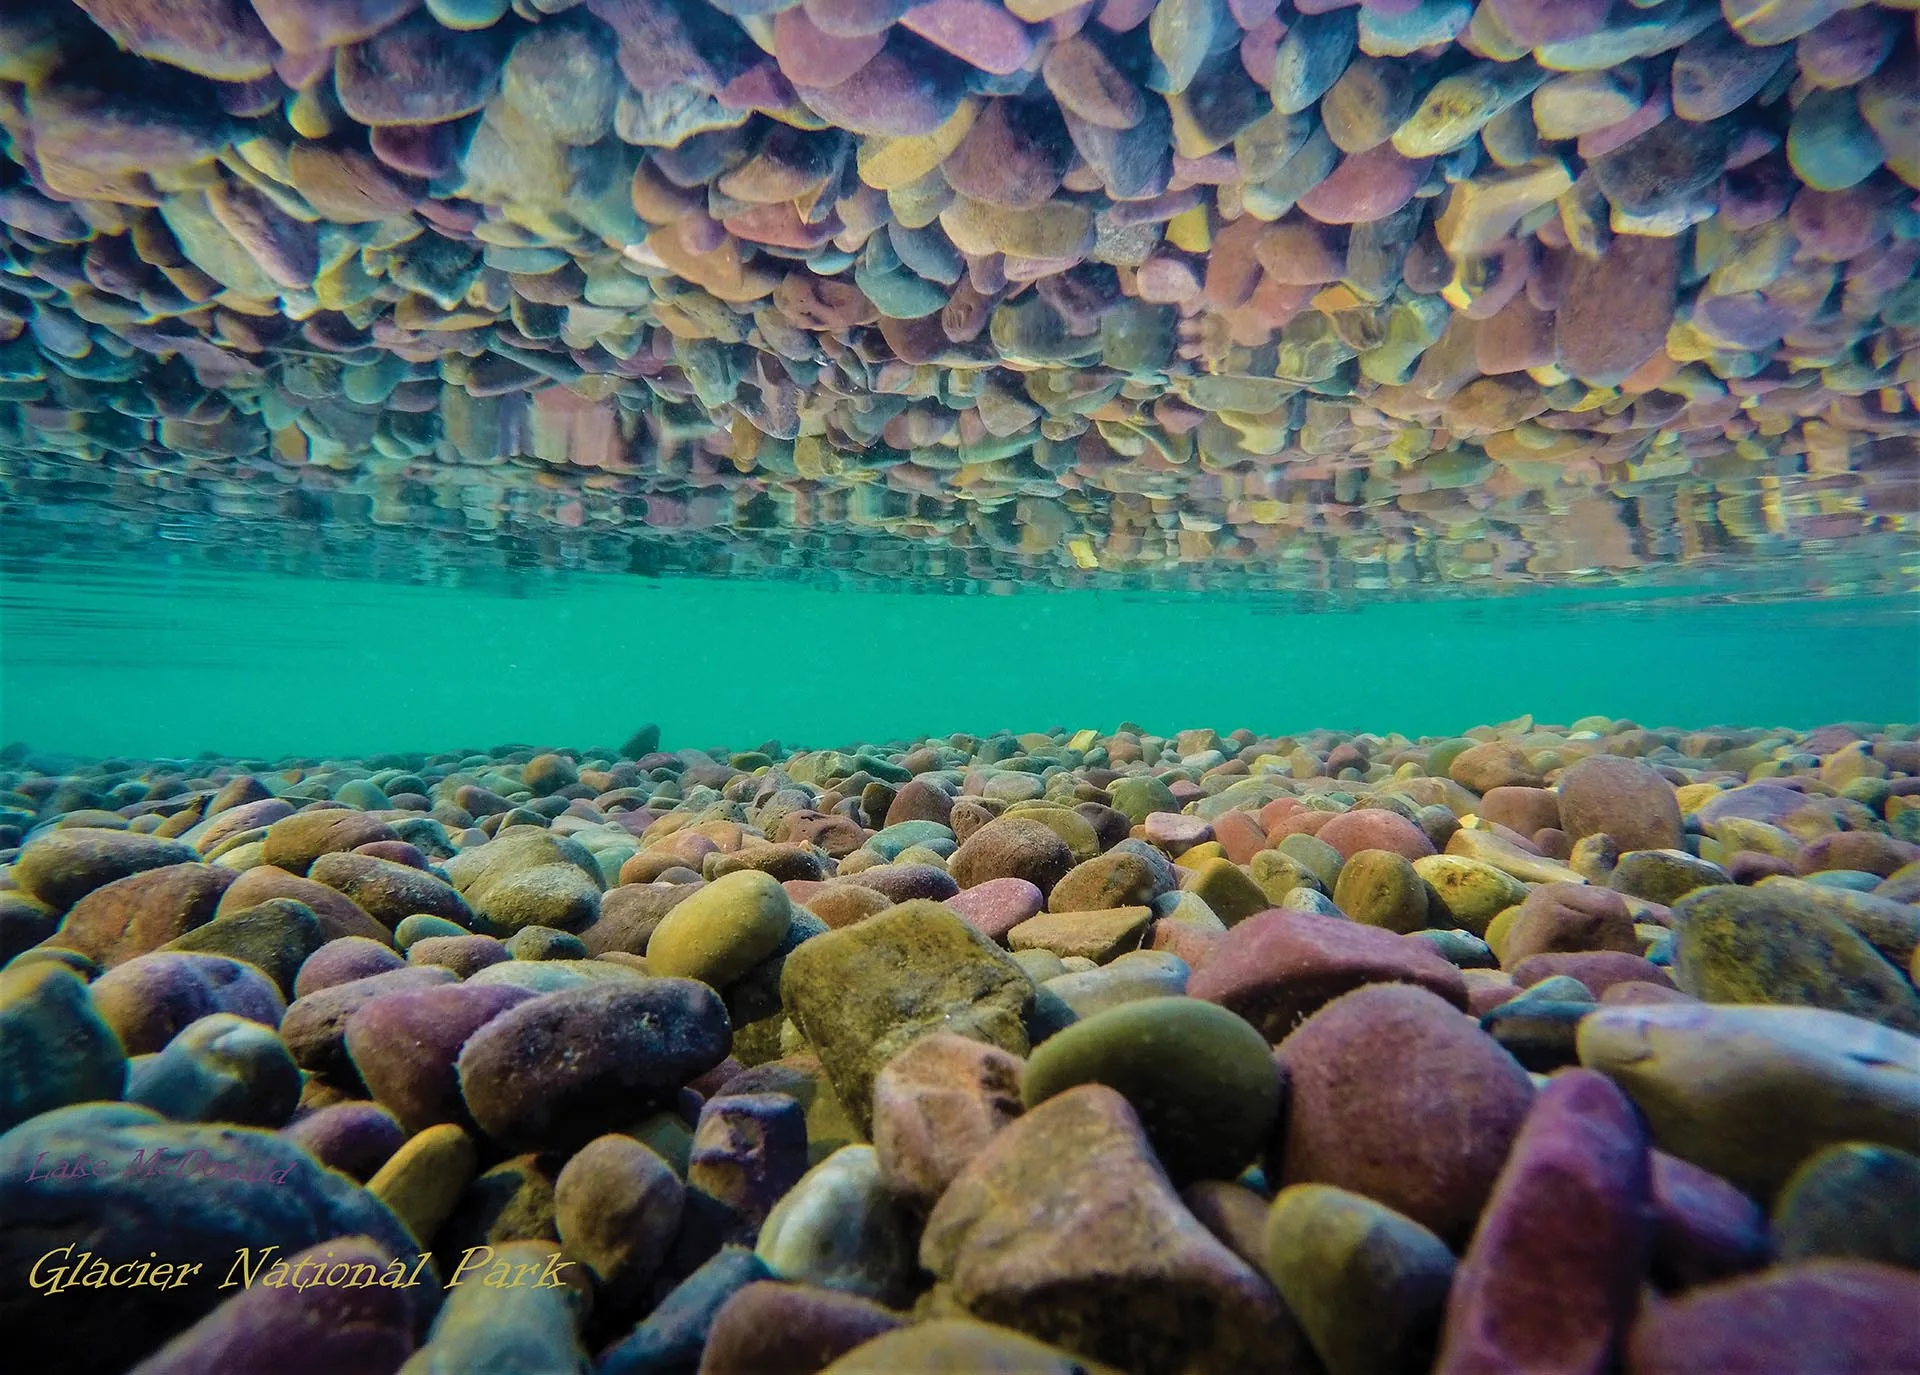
[0,715,1916,1372]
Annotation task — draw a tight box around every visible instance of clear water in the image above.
[4,553,1914,759]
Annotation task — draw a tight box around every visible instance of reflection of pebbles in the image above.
[0,0,1913,593]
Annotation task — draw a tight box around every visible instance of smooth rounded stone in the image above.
[1147,809,1216,854]
[1414,856,1530,935]
[1672,23,1791,123]
[597,1245,772,1375]
[395,913,472,949]
[871,1030,1025,1210]
[345,981,538,1133]
[947,816,1076,898]
[502,925,589,961]
[285,966,466,1090]
[0,960,126,1132]
[1553,232,1679,386]
[944,876,1045,944]
[1414,928,1497,969]
[1008,906,1153,962]
[1108,776,1180,825]
[292,936,406,998]
[280,1101,408,1181]
[1511,951,1674,999]
[1608,850,1729,906]
[1669,884,1920,1033]
[782,901,1033,1135]
[1263,1183,1456,1375]
[1770,1141,1920,1270]
[1576,1002,1920,1198]
[1448,742,1543,794]
[703,1280,904,1375]
[401,1237,587,1372]
[498,11,619,146]
[1022,995,1279,1185]
[921,1082,1312,1374]
[1754,877,1920,972]
[582,883,696,957]
[408,933,512,977]
[1189,907,1468,1039]
[1499,882,1638,969]
[1625,1259,1920,1374]
[1789,87,1884,193]
[456,977,730,1150]
[1392,60,1546,158]
[441,828,604,934]
[1479,991,1592,1073]
[708,844,834,884]
[1649,1149,1769,1291]
[0,1102,435,1375]
[1317,807,1439,863]
[126,1011,301,1128]
[308,851,475,930]
[1249,849,1326,904]
[91,951,288,1056]
[47,862,235,967]
[1298,143,1431,224]
[1274,832,1346,889]
[645,870,794,991]
[162,898,326,998]
[836,863,959,906]
[368,1122,478,1247]
[1558,755,1686,853]
[467,957,647,993]
[0,892,58,966]
[1485,0,1610,46]
[819,1319,1126,1374]
[1272,9,1358,116]
[261,811,398,877]
[1044,949,1191,1017]
[555,1132,685,1304]
[1274,983,1535,1244]
[11,828,199,910]
[1478,787,1561,838]
[1435,1070,1649,1372]
[1799,831,1920,880]
[1183,859,1271,929]
[794,40,971,139]
[1332,849,1434,934]
[1044,36,1146,130]
[215,867,395,947]
[1322,55,1417,152]
[127,1235,418,1375]
[755,1144,916,1303]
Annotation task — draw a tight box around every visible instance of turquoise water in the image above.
[4,558,1914,759]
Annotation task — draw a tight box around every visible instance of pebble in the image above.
[921,1083,1312,1373]
[1022,995,1280,1184]
[1626,1260,1920,1374]
[1770,1141,1920,1270]
[0,1102,431,1375]
[780,900,1032,1134]
[1263,1183,1456,1375]
[754,1144,915,1302]
[1670,883,1920,1032]
[1435,1069,1650,1372]
[1274,982,1535,1243]
[1577,1001,1920,1197]
[125,1012,302,1128]
[0,960,127,1131]
[455,978,732,1149]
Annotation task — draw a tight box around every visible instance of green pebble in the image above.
[1772,1142,1920,1270]
[1021,995,1279,1185]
